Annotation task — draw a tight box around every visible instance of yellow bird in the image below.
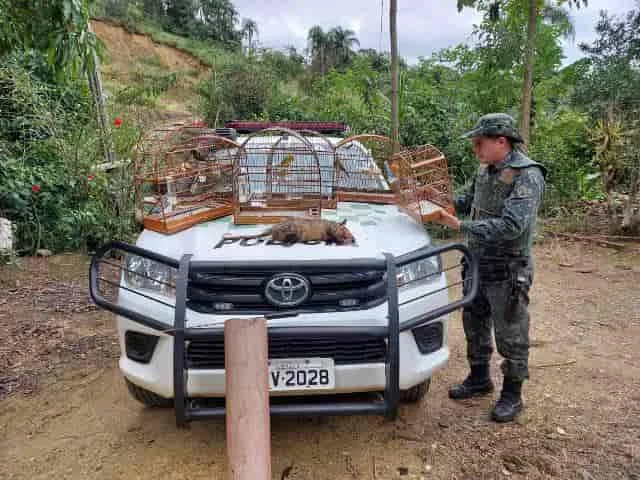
[277,153,295,177]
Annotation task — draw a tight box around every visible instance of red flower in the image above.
[32,184,41,193]
[87,175,95,182]
[114,118,123,127]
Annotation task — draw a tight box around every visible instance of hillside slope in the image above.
[92,20,210,117]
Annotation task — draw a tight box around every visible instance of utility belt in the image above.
[462,254,530,283]
[462,254,533,318]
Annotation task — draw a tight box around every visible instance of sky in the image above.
[232,0,636,66]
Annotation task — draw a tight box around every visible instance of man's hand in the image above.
[439,210,461,230]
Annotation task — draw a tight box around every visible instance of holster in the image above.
[461,256,530,319]
[506,263,530,320]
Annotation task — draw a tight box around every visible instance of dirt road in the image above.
[1,241,639,479]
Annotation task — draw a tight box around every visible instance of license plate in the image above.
[268,358,335,392]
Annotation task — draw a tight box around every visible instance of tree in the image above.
[199,60,275,125]
[326,27,360,70]
[241,18,259,53]
[0,0,102,76]
[198,0,242,46]
[308,26,328,75]
[307,26,360,74]
[457,0,587,145]
[576,7,640,232]
[286,46,305,66]
[165,0,196,37]
[444,0,572,119]
[358,49,391,72]
[0,0,113,161]
[143,0,165,20]
[520,0,587,145]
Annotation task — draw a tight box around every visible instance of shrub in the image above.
[0,51,141,254]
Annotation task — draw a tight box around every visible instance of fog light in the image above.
[412,322,443,354]
[125,330,159,363]
[339,298,360,307]
[214,302,234,311]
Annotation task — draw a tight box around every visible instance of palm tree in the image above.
[308,25,327,74]
[308,26,360,74]
[241,18,258,53]
[326,26,360,70]
[458,0,587,145]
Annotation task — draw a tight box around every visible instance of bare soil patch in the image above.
[1,242,639,479]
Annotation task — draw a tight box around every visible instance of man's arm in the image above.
[459,167,545,242]
[454,174,476,217]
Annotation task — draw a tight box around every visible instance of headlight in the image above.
[396,255,442,288]
[123,254,177,298]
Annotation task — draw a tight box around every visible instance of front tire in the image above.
[400,379,431,403]
[125,378,173,408]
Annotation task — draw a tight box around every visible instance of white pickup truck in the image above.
[89,123,477,426]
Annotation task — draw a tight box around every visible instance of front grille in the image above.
[186,335,387,369]
[186,270,386,314]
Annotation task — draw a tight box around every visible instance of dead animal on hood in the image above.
[223,218,355,245]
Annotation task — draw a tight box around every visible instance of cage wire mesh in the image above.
[233,127,326,224]
[133,121,187,167]
[295,129,339,209]
[390,144,455,224]
[334,134,399,204]
[134,125,238,234]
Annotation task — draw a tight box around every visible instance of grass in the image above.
[134,21,233,68]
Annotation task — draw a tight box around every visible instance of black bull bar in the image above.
[89,241,479,427]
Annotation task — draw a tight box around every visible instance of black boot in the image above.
[491,378,523,422]
[448,364,494,400]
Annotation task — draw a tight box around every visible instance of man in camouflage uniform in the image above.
[441,113,547,422]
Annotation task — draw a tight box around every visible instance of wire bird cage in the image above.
[233,127,330,224]
[390,144,455,224]
[334,134,399,204]
[295,129,340,209]
[134,125,238,234]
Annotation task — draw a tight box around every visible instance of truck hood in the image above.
[136,202,432,262]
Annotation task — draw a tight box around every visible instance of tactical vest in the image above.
[468,151,545,258]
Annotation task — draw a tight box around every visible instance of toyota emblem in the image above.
[264,273,310,308]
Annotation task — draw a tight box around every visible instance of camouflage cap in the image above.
[462,113,524,143]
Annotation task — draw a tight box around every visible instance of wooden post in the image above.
[225,318,271,480]
[390,0,400,153]
[87,22,115,164]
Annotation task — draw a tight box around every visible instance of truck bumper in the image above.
[117,315,449,399]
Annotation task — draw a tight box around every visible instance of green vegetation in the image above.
[92,0,251,61]
[1,0,639,255]
[0,50,141,253]
[112,20,231,67]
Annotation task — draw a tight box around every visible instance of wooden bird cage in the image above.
[233,127,325,224]
[390,144,455,224]
[133,121,188,166]
[133,121,228,167]
[334,134,399,204]
[134,132,238,234]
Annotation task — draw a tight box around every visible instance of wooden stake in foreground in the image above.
[225,318,271,480]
